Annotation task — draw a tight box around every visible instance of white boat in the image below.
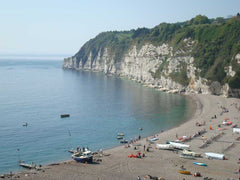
[156,144,174,150]
[149,137,159,141]
[169,141,190,149]
[179,154,195,159]
[205,152,225,160]
[233,128,240,133]
[182,149,201,157]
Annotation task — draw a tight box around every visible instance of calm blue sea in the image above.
[0,58,193,174]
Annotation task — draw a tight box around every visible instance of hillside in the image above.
[63,14,240,97]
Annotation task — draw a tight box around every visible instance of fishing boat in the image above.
[193,162,207,166]
[19,161,35,169]
[179,154,195,159]
[205,152,225,160]
[117,136,123,139]
[169,141,190,150]
[61,114,70,118]
[72,151,93,163]
[117,133,124,136]
[178,170,191,175]
[120,139,128,144]
[156,144,174,150]
[149,137,159,142]
[182,149,201,157]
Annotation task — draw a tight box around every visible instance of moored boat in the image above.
[117,136,123,139]
[120,139,128,144]
[117,133,124,136]
[61,114,70,118]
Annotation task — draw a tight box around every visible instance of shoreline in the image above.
[4,94,240,180]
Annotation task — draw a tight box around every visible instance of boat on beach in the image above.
[193,162,207,166]
[178,170,191,175]
[169,141,190,149]
[72,150,93,163]
[179,154,195,159]
[156,144,174,150]
[182,149,201,157]
[19,161,36,169]
[205,152,225,160]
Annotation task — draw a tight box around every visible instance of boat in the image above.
[117,136,123,139]
[72,151,93,163]
[156,144,174,150]
[193,162,207,166]
[182,149,201,157]
[179,154,195,159]
[178,170,191,175]
[149,137,159,141]
[120,139,128,144]
[169,141,190,150]
[117,133,124,136]
[61,114,70,118]
[19,161,35,169]
[205,152,225,160]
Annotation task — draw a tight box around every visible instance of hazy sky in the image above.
[0,0,239,56]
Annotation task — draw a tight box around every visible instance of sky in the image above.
[0,0,240,56]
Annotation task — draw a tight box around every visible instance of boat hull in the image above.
[72,155,93,163]
[179,170,191,175]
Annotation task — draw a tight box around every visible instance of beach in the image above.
[6,94,240,180]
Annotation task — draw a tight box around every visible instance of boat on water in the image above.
[61,114,70,118]
[117,133,124,136]
[117,136,123,139]
[193,162,207,166]
[178,170,191,175]
[156,144,174,150]
[169,141,190,150]
[120,139,128,144]
[182,149,201,157]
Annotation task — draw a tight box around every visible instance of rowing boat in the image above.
[193,162,207,166]
[178,170,191,175]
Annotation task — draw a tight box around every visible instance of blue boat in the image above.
[193,162,207,166]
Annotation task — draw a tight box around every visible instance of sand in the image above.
[6,94,240,180]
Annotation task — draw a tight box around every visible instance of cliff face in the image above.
[63,15,240,98]
[63,40,240,97]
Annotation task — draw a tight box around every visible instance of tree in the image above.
[190,15,210,25]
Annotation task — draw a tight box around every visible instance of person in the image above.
[176,133,178,139]
[143,145,146,151]
[137,176,141,180]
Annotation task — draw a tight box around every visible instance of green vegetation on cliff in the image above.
[75,14,240,88]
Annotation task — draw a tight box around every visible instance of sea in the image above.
[0,56,193,174]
